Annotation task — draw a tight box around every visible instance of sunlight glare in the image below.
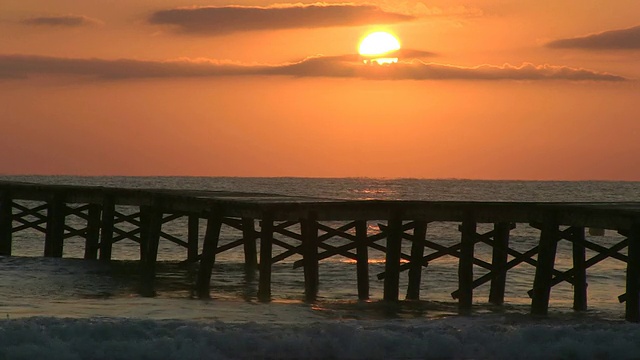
[358,31,401,65]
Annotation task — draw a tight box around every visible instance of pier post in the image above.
[258,216,274,302]
[44,195,66,258]
[458,214,477,311]
[489,222,511,305]
[99,196,115,261]
[196,213,223,298]
[301,213,319,301]
[355,220,369,300]
[625,223,640,322]
[406,220,427,300]
[383,213,403,302]
[531,220,559,316]
[572,227,587,311]
[141,206,162,296]
[0,191,12,256]
[242,217,258,274]
[139,206,150,262]
[83,204,102,260]
[187,215,199,262]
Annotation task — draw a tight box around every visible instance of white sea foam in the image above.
[0,316,639,359]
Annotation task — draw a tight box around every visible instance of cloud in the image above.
[547,25,640,50]
[149,3,415,34]
[0,53,625,82]
[21,15,102,27]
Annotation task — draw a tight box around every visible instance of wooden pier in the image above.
[1,181,640,321]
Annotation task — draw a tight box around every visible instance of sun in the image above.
[358,31,401,65]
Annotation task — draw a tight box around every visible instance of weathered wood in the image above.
[531,220,559,316]
[258,216,274,302]
[355,220,369,300]
[572,227,587,311]
[406,220,427,300]
[83,204,102,260]
[489,222,511,305]
[44,195,66,258]
[383,214,403,302]
[99,196,115,261]
[458,214,477,310]
[141,206,163,296]
[625,223,640,322]
[242,217,257,273]
[0,192,12,256]
[188,215,200,261]
[139,206,151,262]
[196,214,223,298]
[301,214,319,301]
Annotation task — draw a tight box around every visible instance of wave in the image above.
[0,316,638,359]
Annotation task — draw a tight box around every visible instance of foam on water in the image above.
[1,316,639,359]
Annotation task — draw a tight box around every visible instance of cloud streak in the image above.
[0,53,625,82]
[547,25,640,50]
[21,15,101,27]
[149,3,414,34]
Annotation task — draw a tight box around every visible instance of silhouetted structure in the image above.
[0,180,639,321]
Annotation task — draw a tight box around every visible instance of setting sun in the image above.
[358,31,401,65]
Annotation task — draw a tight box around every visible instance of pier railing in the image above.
[1,181,639,321]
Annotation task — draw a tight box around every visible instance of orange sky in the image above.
[1,0,639,180]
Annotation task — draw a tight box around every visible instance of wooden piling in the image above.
[99,196,115,261]
[489,222,511,305]
[83,204,102,260]
[625,223,640,322]
[187,215,199,262]
[242,217,258,273]
[572,227,587,311]
[458,214,477,310]
[195,213,223,298]
[301,213,319,301]
[0,191,12,256]
[355,220,369,300]
[383,213,403,302]
[531,220,559,316]
[44,195,66,258]
[141,206,162,296]
[406,220,427,300]
[139,206,151,262]
[258,216,274,302]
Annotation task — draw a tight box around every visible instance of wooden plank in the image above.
[406,220,427,300]
[187,215,199,261]
[383,214,403,302]
[626,223,640,322]
[489,222,511,305]
[44,195,66,258]
[355,220,369,300]
[242,217,257,273]
[458,214,477,310]
[531,220,559,316]
[195,214,223,298]
[572,227,587,311]
[99,196,115,261]
[258,216,274,302]
[83,204,102,260]
[0,192,12,256]
[301,212,319,301]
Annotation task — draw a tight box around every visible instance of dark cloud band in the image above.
[0,54,625,81]
[21,15,100,27]
[149,4,414,34]
[547,25,640,50]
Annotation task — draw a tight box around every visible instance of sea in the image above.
[1,175,640,359]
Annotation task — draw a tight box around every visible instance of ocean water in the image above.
[1,175,640,359]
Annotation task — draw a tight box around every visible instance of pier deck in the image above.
[1,180,639,321]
